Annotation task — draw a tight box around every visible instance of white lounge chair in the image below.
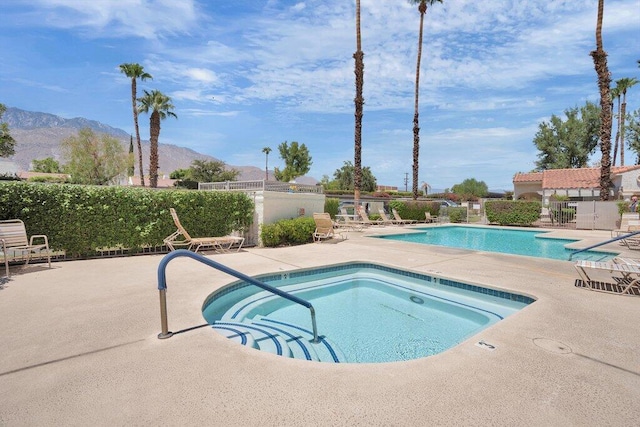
[312,213,347,242]
[391,209,417,225]
[574,260,640,295]
[0,219,51,277]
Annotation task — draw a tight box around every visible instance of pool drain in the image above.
[410,295,424,304]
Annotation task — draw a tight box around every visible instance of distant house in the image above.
[513,166,640,205]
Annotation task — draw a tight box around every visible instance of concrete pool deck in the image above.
[1,225,638,426]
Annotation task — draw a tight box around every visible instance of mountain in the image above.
[2,107,316,184]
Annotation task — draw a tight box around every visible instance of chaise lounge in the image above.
[164,208,244,253]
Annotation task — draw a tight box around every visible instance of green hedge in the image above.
[389,200,440,221]
[260,217,316,247]
[485,200,540,226]
[324,197,340,219]
[0,182,254,258]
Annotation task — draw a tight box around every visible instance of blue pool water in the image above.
[202,263,534,363]
[373,226,616,261]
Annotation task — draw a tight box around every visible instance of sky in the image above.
[1,0,639,192]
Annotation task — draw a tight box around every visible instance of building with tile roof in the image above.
[513,166,640,205]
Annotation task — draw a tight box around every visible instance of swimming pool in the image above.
[373,226,616,261]
[202,262,534,363]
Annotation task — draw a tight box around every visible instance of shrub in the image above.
[324,198,340,218]
[0,181,254,257]
[389,200,439,221]
[485,200,540,226]
[445,207,467,223]
[260,217,316,247]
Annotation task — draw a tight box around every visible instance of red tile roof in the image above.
[514,166,640,189]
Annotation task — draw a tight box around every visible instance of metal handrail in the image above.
[568,230,640,260]
[156,249,319,343]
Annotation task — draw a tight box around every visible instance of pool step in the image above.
[212,318,345,363]
[253,317,345,363]
[213,321,291,357]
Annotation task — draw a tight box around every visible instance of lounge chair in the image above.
[355,206,384,226]
[312,213,347,242]
[377,209,401,225]
[611,220,640,249]
[391,209,417,225]
[424,212,439,224]
[164,208,244,253]
[0,219,51,277]
[337,208,365,231]
[574,260,640,295]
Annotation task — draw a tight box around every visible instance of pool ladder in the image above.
[156,249,319,343]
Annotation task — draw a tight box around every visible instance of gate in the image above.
[574,201,619,230]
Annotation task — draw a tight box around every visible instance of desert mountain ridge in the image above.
[2,107,317,184]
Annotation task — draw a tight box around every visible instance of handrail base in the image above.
[157,331,174,339]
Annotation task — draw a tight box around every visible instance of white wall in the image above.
[246,191,325,246]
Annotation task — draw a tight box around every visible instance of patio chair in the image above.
[391,209,417,225]
[574,260,640,296]
[377,209,401,225]
[337,208,365,231]
[611,220,640,249]
[164,208,244,253]
[355,205,384,226]
[424,212,439,224]
[312,213,347,242]
[0,219,51,277]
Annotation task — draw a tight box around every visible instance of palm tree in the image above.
[262,147,272,181]
[409,0,443,200]
[137,90,177,188]
[353,0,364,207]
[119,63,152,187]
[617,77,639,166]
[590,0,613,200]
[611,86,621,166]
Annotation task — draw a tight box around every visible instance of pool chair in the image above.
[312,213,347,242]
[0,219,51,277]
[424,212,439,224]
[355,206,384,226]
[574,260,640,296]
[391,209,418,225]
[164,208,244,253]
[336,208,366,231]
[377,209,401,225]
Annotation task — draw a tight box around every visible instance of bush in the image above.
[0,181,254,257]
[260,217,316,247]
[324,198,340,219]
[389,200,439,221]
[485,200,540,226]
[444,207,467,223]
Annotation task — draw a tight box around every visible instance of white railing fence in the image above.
[199,180,323,194]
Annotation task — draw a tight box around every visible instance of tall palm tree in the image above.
[617,77,639,166]
[353,0,364,207]
[611,86,621,166]
[137,90,177,188]
[262,147,272,181]
[409,0,442,200]
[590,0,613,200]
[119,63,152,187]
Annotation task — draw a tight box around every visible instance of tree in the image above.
[31,157,63,173]
[61,128,128,185]
[262,147,272,181]
[590,0,613,200]
[353,0,365,206]
[611,85,621,165]
[137,89,177,188]
[626,108,640,164]
[451,178,488,199]
[273,141,312,182]
[127,135,135,177]
[0,103,16,157]
[332,160,377,192]
[119,63,152,187]
[188,159,239,182]
[409,0,443,200]
[616,77,639,166]
[533,102,600,170]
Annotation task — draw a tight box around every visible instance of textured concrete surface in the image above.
[1,225,639,426]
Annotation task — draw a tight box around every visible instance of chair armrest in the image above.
[29,235,49,248]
